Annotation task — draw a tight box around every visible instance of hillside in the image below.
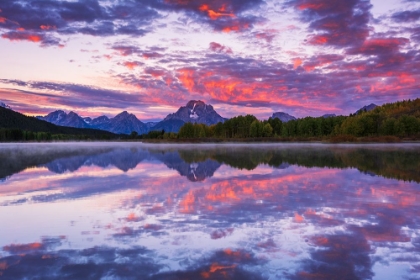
[338,99,420,137]
[0,107,117,140]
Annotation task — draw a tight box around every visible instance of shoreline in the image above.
[1,140,420,145]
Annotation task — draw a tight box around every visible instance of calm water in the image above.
[0,143,420,280]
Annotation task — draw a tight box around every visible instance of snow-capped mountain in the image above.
[163,100,225,126]
[39,111,148,134]
[39,110,90,129]
[83,117,92,124]
[271,112,297,123]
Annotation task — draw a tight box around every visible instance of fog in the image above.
[1,141,420,152]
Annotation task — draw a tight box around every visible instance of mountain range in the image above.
[2,99,378,135]
[37,100,226,134]
[0,105,116,138]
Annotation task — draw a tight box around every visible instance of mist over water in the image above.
[0,143,420,279]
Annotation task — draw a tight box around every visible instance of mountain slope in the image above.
[152,119,186,133]
[0,106,116,137]
[97,111,148,135]
[39,110,90,129]
[356,103,377,114]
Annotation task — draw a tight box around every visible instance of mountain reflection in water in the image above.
[0,143,419,280]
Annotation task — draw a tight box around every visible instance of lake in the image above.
[0,143,419,280]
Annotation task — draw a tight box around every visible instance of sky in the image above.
[0,0,419,121]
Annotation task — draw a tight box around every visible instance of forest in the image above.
[1,98,419,142]
[172,98,420,141]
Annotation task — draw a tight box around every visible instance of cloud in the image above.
[2,31,42,42]
[0,0,265,47]
[254,29,278,43]
[112,45,142,56]
[122,61,143,70]
[209,42,233,54]
[392,9,420,22]
[3,236,65,254]
[0,245,161,280]
[0,79,152,114]
[1,31,62,47]
[155,0,266,32]
[210,228,234,239]
[291,0,372,48]
[110,41,419,117]
[300,54,344,71]
[0,0,160,47]
[292,231,374,280]
[347,37,410,56]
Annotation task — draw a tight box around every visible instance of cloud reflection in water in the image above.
[0,143,419,279]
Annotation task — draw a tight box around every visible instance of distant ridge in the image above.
[356,103,377,114]
[39,110,148,135]
[0,106,116,138]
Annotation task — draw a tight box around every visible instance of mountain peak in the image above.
[164,100,224,126]
[107,111,147,134]
[356,103,378,114]
[115,111,133,117]
[115,111,134,119]
[271,112,296,123]
[51,110,66,114]
[186,100,206,108]
[42,110,67,123]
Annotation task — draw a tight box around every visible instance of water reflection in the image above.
[0,143,419,279]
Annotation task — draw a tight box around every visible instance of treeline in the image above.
[127,130,177,140]
[174,99,420,140]
[176,115,346,139]
[338,99,420,137]
[0,128,114,142]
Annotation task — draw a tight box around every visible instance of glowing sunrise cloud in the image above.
[0,0,419,120]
